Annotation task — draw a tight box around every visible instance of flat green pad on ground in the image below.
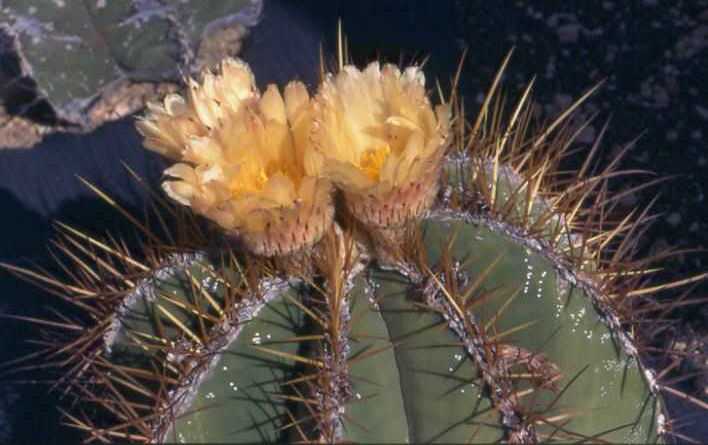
[0,0,256,122]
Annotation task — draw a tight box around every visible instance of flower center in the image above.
[230,168,269,197]
[359,144,391,181]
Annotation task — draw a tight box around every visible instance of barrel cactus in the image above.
[2,33,706,444]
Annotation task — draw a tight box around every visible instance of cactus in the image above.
[2,33,707,444]
[0,0,262,146]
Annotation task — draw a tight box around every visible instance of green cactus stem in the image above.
[92,216,658,443]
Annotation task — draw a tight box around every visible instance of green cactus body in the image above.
[96,215,659,444]
[162,286,302,443]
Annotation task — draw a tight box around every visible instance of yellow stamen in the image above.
[359,144,390,180]
[230,168,269,197]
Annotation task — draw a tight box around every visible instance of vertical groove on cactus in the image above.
[341,276,409,443]
[372,269,501,443]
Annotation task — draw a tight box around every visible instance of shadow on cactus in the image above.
[2,29,707,444]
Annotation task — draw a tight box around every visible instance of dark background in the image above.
[1,0,706,442]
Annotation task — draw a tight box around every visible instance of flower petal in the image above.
[324,158,375,189]
[162,180,195,206]
[262,172,296,206]
[164,163,198,184]
[260,85,288,125]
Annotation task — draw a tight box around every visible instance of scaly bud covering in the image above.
[311,62,450,227]
[136,59,333,256]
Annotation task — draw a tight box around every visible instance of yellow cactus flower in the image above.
[136,59,333,256]
[311,62,450,228]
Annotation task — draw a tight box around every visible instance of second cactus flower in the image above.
[311,62,451,228]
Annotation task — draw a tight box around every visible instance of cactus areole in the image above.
[5,36,706,444]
